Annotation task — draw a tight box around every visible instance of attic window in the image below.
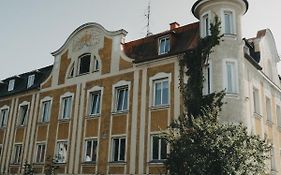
[78,54,91,75]
[158,37,170,55]
[27,74,35,88]
[8,79,15,92]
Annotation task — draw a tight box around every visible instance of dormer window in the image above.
[27,74,35,88]
[78,54,91,75]
[223,10,235,35]
[8,79,15,92]
[158,37,170,55]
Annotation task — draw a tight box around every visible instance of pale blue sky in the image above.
[0,0,280,80]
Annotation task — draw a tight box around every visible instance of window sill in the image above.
[82,161,97,165]
[16,125,27,128]
[10,163,21,166]
[150,105,170,111]
[222,33,237,40]
[88,114,101,118]
[149,160,166,164]
[112,110,129,115]
[109,161,126,165]
[37,121,49,125]
[33,162,45,165]
[58,118,71,123]
[225,92,239,98]
[53,161,67,165]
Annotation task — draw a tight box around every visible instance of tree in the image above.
[164,17,271,174]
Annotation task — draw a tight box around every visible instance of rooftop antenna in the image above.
[145,0,152,36]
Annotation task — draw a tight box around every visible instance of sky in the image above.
[0,0,280,80]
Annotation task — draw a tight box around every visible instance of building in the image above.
[0,0,280,174]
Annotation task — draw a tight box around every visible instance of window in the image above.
[60,96,72,119]
[201,13,209,37]
[115,86,128,112]
[153,79,169,106]
[225,61,237,94]
[89,91,101,116]
[84,139,98,162]
[69,64,74,78]
[27,74,35,88]
[266,97,272,122]
[8,79,15,92]
[35,143,46,163]
[151,135,167,161]
[158,37,170,55]
[18,105,28,126]
[203,63,211,94]
[41,100,51,122]
[12,144,22,164]
[253,88,260,114]
[0,108,9,128]
[223,10,234,34]
[55,141,68,163]
[276,105,281,127]
[79,54,91,75]
[93,56,100,72]
[112,138,126,162]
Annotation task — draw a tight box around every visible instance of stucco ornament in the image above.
[72,28,103,52]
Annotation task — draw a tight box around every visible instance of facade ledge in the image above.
[111,110,128,115]
[82,161,97,165]
[150,105,170,111]
[108,161,126,165]
[86,114,101,119]
[148,160,166,164]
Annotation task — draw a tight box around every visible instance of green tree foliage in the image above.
[164,17,271,174]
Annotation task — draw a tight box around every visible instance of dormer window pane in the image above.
[8,79,15,92]
[159,37,170,55]
[27,74,35,88]
[79,54,91,75]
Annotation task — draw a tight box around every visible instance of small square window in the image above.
[153,79,169,106]
[55,141,68,163]
[35,143,46,163]
[41,100,51,122]
[12,144,22,164]
[0,108,9,128]
[84,139,98,162]
[8,79,15,92]
[151,135,167,161]
[89,91,101,116]
[60,96,72,120]
[158,37,170,55]
[115,86,128,112]
[18,105,28,126]
[27,74,35,88]
[112,138,126,162]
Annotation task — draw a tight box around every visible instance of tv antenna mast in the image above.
[145,0,151,36]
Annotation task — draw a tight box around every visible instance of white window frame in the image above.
[87,86,103,117]
[0,105,9,128]
[153,78,169,107]
[149,72,171,108]
[223,59,238,94]
[221,9,236,36]
[266,97,272,122]
[17,101,30,126]
[39,97,52,123]
[8,79,15,92]
[59,92,74,120]
[112,81,130,113]
[12,143,22,164]
[253,87,261,115]
[151,135,167,161]
[27,74,35,88]
[84,138,98,162]
[55,141,68,163]
[111,137,126,162]
[158,36,170,55]
[200,11,211,37]
[34,143,46,163]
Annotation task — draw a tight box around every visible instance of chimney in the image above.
[170,22,180,30]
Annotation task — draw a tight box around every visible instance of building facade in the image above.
[0,0,281,174]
